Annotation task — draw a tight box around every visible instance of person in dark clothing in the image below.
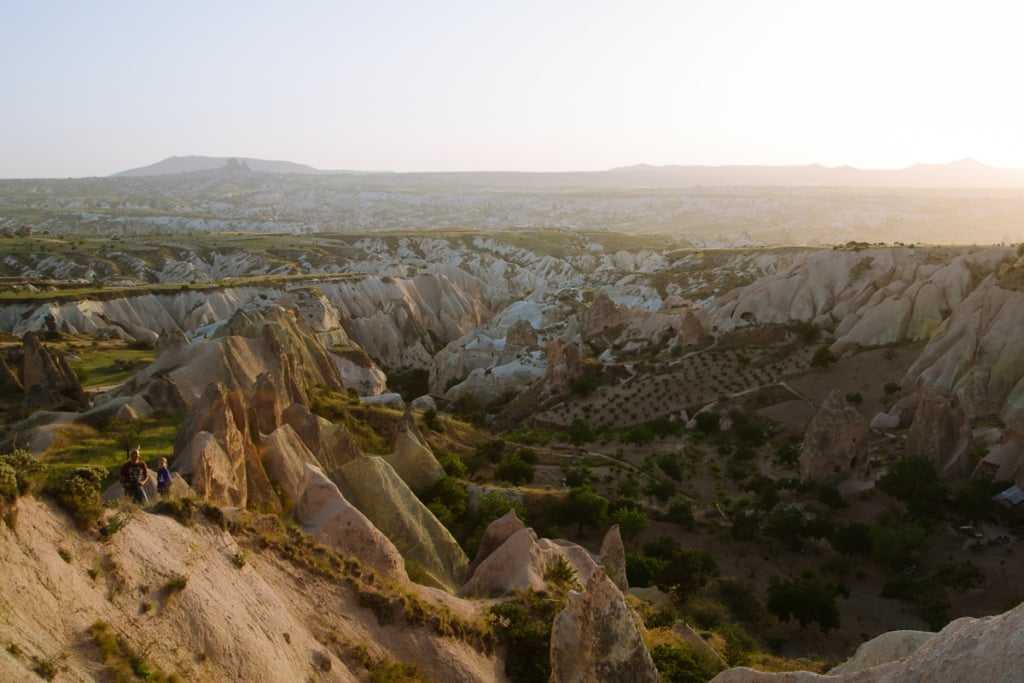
[120,448,149,504]
[156,457,172,497]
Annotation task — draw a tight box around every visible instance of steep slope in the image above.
[0,498,504,683]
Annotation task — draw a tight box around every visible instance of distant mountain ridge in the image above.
[114,155,325,177]
[112,156,1024,187]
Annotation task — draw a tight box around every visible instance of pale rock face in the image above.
[466,509,526,577]
[905,275,1024,432]
[383,408,446,494]
[410,394,437,412]
[460,527,599,598]
[359,392,405,409]
[710,247,1012,354]
[974,437,1024,483]
[549,570,659,683]
[336,456,469,591]
[259,424,321,505]
[505,318,539,349]
[19,331,86,410]
[543,338,584,397]
[332,352,388,395]
[800,390,868,481]
[251,371,285,436]
[599,525,628,593]
[906,389,973,477]
[828,630,934,675]
[175,431,247,507]
[295,464,407,581]
[711,601,1024,682]
[281,403,363,479]
[869,412,901,431]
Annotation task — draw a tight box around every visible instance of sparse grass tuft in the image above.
[88,620,182,682]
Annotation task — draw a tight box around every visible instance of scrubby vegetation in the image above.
[88,620,183,682]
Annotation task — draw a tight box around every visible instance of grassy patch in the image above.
[88,620,182,682]
[43,415,180,485]
[70,347,155,388]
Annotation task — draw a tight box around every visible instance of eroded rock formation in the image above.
[800,390,868,481]
[549,570,659,683]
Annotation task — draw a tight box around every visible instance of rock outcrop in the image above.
[800,390,868,481]
[461,527,599,597]
[281,403,363,479]
[0,496,507,683]
[336,456,469,591]
[828,630,934,675]
[19,332,86,409]
[906,389,973,476]
[711,601,1024,682]
[172,382,257,509]
[549,570,659,683]
[383,407,445,494]
[466,509,525,577]
[599,525,628,593]
[259,425,320,505]
[294,464,407,581]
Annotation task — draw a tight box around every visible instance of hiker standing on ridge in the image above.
[156,457,172,497]
[120,447,149,504]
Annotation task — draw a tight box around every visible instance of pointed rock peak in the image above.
[550,568,658,683]
[599,524,628,592]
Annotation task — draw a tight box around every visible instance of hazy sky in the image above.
[3,0,1023,177]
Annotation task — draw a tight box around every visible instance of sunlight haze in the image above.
[3,0,1024,177]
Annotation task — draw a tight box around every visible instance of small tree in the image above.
[810,345,835,368]
[612,506,649,539]
[878,456,947,519]
[767,574,840,633]
[563,487,608,534]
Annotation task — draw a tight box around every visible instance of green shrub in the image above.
[871,520,928,569]
[543,555,581,594]
[489,591,563,683]
[435,450,467,478]
[369,661,425,682]
[496,454,535,485]
[645,477,677,503]
[845,392,863,405]
[651,643,724,683]
[767,574,840,633]
[99,511,131,540]
[665,498,696,529]
[656,454,683,481]
[715,578,766,626]
[626,552,669,587]
[423,409,442,432]
[694,412,720,435]
[0,463,17,501]
[88,620,181,682]
[611,506,649,539]
[832,523,873,556]
[684,596,730,629]
[810,345,835,368]
[0,449,45,496]
[45,466,107,528]
[562,487,608,534]
[878,457,947,519]
[568,418,594,445]
[150,497,198,526]
[162,574,188,597]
